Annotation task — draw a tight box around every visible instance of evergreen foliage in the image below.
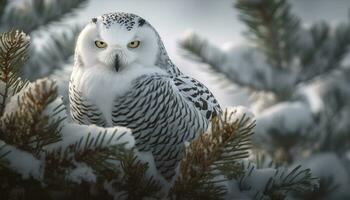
[0,29,317,199]
[0,0,87,80]
[180,0,350,199]
[0,30,161,199]
[170,111,255,199]
[0,0,323,199]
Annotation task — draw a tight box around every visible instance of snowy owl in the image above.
[69,12,221,181]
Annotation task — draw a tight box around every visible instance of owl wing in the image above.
[173,75,222,120]
[111,74,208,180]
[69,81,107,127]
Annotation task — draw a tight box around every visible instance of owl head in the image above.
[75,12,174,73]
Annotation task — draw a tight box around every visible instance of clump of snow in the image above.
[298,153,350,199]
[224,105,255,124]
[226,163,280,199]
[242,167,277,196]
[180,30,227,68]
[1,77,136,185]
[296,82,324,114]
[0,141,43,180]
[136,150,175,197]
[66,163,96,184]
[251,92,279,114]
[3,78,55,116]
[59,123,134,150]
[346,151,350,161]
[11,79,137,152]
[224,179,251,200]
[256,101,313,136]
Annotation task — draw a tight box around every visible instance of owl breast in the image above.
[70,63,166,126]
[70,65,215,180]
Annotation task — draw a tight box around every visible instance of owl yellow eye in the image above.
[127,40,140,48]
[95,40,107,48]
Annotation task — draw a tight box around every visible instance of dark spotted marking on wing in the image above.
[69,81,106,127]
[71,12,222,181]
[111,74,210,180]
[173,75,222,120]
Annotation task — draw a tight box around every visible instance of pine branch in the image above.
[44,131,126,188]
[179,31,296,94]
[238,164,318,200]
[297,22,350,83]
[23,25,82,79]
[0,0,6,23]
[180,0,350,98]
[45,130,161,199]
[1,0,88,33]
[261,165,318,199]
[0,30,29,116]
[114,149,162,199]
[0,79,63,156]
[170,109,255,199]
[0,140,45,198]
[0,166,50,200]
[0,143,9,169]
[235,0,350,86]
[235,0,300,69]
[294,176,338,200]
[180,31,227,72]
[0,29,159,199]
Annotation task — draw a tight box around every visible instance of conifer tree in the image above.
[180,0,350,198]
[0,29,318,199]
[0,0,87,80]
[0,0,322,198]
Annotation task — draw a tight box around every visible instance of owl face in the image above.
[76,13,159,72]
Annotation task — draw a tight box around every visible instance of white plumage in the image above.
[69,12,221,181]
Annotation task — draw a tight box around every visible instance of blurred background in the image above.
[63,0,350,106]
[3,0,350,106]
[1,0,350,199]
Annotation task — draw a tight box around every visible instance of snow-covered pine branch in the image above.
[23,25,82,80]
[180,0,350,198]
[0,0,87,80]
[0,1,6,23]
[0,30,30,116]
[179,31,296,94]
[1,0,87,33]
[0,30,318,198]
[0,29,164,199]
[170,107,255,199]
[179,0,350,99]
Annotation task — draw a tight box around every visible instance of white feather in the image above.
[72,63,165,126]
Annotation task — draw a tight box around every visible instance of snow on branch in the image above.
[170,107,255,199]
[295,153,350,199]
[0,141,43,180]
[235,0,301,69]
[256,102,313,138]
[296,22,350,83]
[179,31,296,94]
[0,29,162,199]
[0,1,6,22]
[0,28,320,199]
[1,0,88,33]
[180,0,350,97]
[238,163,318,199]
[24,25,82,80]
[1,78,62,155]
[0,30,30,115]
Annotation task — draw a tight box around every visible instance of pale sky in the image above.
[69,0,350,106]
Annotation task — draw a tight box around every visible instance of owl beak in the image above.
[114,55,120,72]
